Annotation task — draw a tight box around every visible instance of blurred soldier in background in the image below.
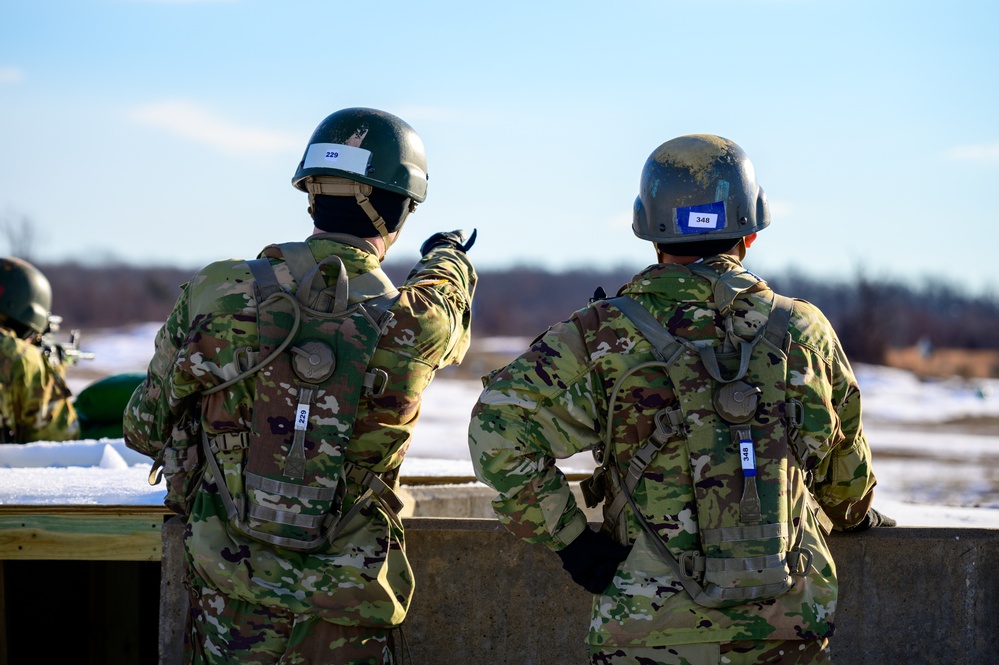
[469,135,891,664]
[125,107,477,665]
[0,256,79,443]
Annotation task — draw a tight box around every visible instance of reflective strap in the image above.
[284,385,314,481]
[733,425,762,523]
[701,522,788,545]
[245,471,341,502]
[247,502,329,529]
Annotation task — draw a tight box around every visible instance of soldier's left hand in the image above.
[555,527,632,594]
[846,507,897,532]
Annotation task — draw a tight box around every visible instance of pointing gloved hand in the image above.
[555,527,632,594]
[420,228,477,255]
[846,507,897,532]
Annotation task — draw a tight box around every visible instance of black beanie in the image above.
[311,189,409,236]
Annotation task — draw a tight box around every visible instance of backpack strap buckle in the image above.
[363,369,389,397]
[678,550,703,581]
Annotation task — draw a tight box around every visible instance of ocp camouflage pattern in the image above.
[125,233,476,627]
[185,580,395,664]
[469,255,876,649]
[0,327,79,443]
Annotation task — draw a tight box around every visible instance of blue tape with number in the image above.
[676,200,726,235]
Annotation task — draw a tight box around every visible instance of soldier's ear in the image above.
[743,232,758,249]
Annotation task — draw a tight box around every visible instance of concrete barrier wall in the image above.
[160,515,999,665]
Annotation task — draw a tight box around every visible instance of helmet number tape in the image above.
[303,143,371,176]
[676,201,726,234]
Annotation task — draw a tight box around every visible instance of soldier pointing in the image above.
[126,107,477,665]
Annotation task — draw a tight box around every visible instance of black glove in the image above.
[420,228,477,255]
[555,527,632,594]
[846,507,897,532]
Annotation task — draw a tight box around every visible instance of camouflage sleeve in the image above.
[469,319,597,551]
[791,305,877,530]
[123,283,198,458]
[397,245,477,368]
[347,245,477,475]
[811,342,877,530]
[10,346,79,442]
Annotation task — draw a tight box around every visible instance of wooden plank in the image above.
[0,514,163,561]
[0,505,170,516]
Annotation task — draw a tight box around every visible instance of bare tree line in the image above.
[25,259,998,373]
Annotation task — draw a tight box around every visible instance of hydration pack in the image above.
[197,241,402,552]
[582,264,814,608]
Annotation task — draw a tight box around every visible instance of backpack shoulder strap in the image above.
[763,293,795,353]
[247,257,283,301]
[606,296,688,364]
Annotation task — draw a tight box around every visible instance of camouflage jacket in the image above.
[0,327,79,443]
[124,233,476,627]
[469,255,876,648]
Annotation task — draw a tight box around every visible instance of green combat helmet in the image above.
[291,107,428,248]
[0,257,53,338]
[633,134,770,244]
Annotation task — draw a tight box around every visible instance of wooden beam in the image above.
[0,511,165,561]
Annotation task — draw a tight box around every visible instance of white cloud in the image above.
[0,66,25,84]
[127,101,299,155]
[946,143,999,163]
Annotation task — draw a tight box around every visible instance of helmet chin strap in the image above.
[306,177,403,256]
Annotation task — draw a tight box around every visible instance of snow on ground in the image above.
[1,325,997,528]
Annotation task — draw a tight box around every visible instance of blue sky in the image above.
[1,0,997,296]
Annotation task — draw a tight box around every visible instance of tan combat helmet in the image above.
[632,134,769,245]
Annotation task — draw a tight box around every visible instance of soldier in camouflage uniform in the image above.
[0,257,79,443]
[125,108,477,665]
[469,135,892,664]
